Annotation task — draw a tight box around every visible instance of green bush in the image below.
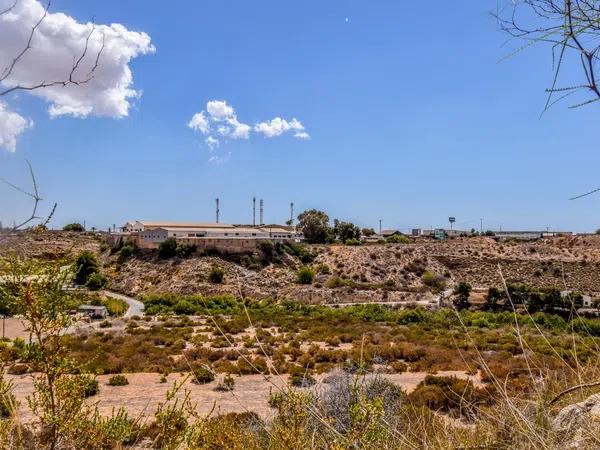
[209,266,224,284]
[107,374,129,386]
[408,375,489,416]
[344,238,361,246]
[421,271,447,293]
[118,244,135,259]
[63,223,84,232]
[86,272,108,291]
[82,377,100,398]
[386,235,410,244]
[191,366,215,384]
[0,377,15,419]
[289,366,316,387]
[176,242,196,258]
[296,267,315,285]
[158,238,178,259]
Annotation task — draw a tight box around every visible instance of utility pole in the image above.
[290,202,294,226]
[480,218,483,234]
[215,198,220,223]
[379,219,382,235]
[252,197,256,226]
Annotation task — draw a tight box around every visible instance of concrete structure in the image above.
[492,230,573,241]
[78,305,108,319]
[361,234,384,243]
[380,229,403,238]
[111,220,303,252]
[122,221,234,233]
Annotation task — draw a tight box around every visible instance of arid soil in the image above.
[0,230,102,261]
[7,370,481,422]
[1,318,29,340]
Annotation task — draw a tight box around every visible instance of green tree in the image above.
[453,281,471,310]
[483,287,504,312]
[333,219,361,243]
[361,228,376,237]
[297,209,332,244]
[62,223,84,232]
[74,251,100,285]
[158,238,178,259]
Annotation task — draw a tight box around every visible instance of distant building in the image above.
[78,305,108,319]
[361,234,384,243]
[491,230,572,241]
[111,220,304,252]
[380,229,404,238]
[434,229,446,240]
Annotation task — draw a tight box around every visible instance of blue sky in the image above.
[1,1,599,233]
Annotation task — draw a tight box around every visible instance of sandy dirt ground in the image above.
[1,318,29,340]
[7,370,480,423]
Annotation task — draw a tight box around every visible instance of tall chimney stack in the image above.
[290,202,294,225]
[253,197,256,226]
[216,198,220,223]
[259,199,264,226]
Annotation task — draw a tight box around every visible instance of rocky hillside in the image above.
[4,231,600,302]
[0,230,102,261]
[109,235,600,303]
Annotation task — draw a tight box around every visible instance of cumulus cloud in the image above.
[187,100,309,159]
[0,102,32,152]
[187,100,252,149]
[0,0,154,150]
[188,112,210,134]
[254,117,309,139]
[206,100,235,120]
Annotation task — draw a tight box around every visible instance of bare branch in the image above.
[0,160,56,240]
[569,187,600,199]
[0,0,17,16]
[496,0,600,109]
[0,0,51,84]
[0,1,104,98]
[549,379,600,405]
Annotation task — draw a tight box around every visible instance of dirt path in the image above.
[7,370,480,423]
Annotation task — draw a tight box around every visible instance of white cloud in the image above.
[227,116,251,139]
[0,102,32,152]
[188,112,209,134]
[0,0,154,151]
[205,136,219,150]
[187,100,309,160]
[206,100,235,120]
[254,117,309,139]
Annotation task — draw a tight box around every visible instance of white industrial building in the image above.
[113,220,303,251]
